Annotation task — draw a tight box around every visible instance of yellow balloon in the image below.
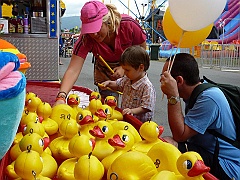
[163,8,213,48]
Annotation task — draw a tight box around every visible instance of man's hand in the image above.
[160,71,179,98]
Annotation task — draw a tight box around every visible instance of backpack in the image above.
[188,76,240,149]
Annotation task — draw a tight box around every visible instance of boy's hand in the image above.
[98,81,110,90]
[122,108,133,116]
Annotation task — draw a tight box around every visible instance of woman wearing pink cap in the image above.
[55,0,146,104]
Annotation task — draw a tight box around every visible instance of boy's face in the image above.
[122,63,145,83]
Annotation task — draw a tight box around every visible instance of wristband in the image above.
[57,91,67,98]
[55,97,66,103]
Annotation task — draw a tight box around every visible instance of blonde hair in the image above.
[105,4,121,33]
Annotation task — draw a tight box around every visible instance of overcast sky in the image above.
[62,0,167,18]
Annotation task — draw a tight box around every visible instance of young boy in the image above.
[101,45,156,122]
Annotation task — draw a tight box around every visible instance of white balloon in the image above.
[169,0,227,31]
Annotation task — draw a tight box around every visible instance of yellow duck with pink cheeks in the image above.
[132,120,164,154]
[89,120,115,161]
[107,151,157,180]
[101,129,135,174]
[56,133,96,180]
[37,101,58,136]
[150,151,214,180]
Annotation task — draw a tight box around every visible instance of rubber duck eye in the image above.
[39,139,44,147]
[114,98,117,103]
[105,108,110,114]
[104,99,107,104]
[102,126,109,133]
[122,134,129,142]
[97,95,100,99]
[183,160,192,170]
[76,97,79,101]
[28,99,32,104]
[156,126,159,134]
[78,114,83,120]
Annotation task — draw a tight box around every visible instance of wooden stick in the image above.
[98,83,123,95]
[97,54,115,74]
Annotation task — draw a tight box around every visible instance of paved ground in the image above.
[60,54,240,137]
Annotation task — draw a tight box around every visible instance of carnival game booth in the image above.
[0,0,60,81]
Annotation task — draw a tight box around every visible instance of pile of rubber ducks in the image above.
[4,90,217,180]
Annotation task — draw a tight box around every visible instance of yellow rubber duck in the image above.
[67,93,83,116]
[68,133,96,158]
[14,146,43,180]
[88,99,103,115]
[74,152,105,180]
[95,104,113,121]
[111,121,142,143]
[76,109,96,138]
[89,121,115,161]
[89,90,102,101]
[57,134,96,180]
[22,119,46,137]
[37,101,58,136]
[101,129,135,174]
[50,103,76,126]
[20,111,42,127]
[25,94,42,113]
[49,118,78,163]
[107,151,157,180]
[103,95,123,121]
[150,151,212,180]
[131,120,164,154]
[147,141,182,174]
[57,157,78,180]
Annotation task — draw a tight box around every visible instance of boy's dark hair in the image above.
[167,53,201,86]
[120,45,150,71]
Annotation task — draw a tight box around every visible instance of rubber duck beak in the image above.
[43,137,50,150]
[106,99,117,107]
[67,98,78,105]
[95,109,107,119]
[188,160,210,177]
[108,134,125,148]
[89,126,105,138]
[79,115,94,125]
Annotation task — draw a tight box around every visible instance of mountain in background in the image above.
[60,16,82,30]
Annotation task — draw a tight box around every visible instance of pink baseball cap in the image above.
[80,1,109,34]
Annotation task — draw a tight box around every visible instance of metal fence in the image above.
[189,43,240,71]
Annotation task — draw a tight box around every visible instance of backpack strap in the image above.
[188,82,240,149]
[188,83,216,109]
[208,129,240,149]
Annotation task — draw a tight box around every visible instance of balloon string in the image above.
[168,30,185,73]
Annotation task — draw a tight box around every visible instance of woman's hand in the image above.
[53,99,66,107]
[112,66,124,79]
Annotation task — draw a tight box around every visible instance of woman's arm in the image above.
[54,54,85,106]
